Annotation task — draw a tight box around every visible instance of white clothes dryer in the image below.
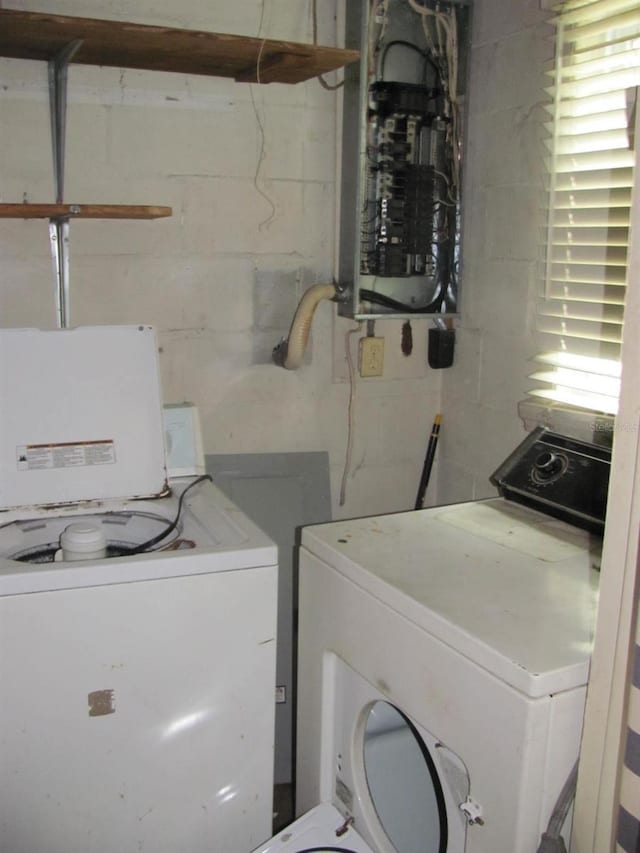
[0,326,278,853]
[254,484,602,853]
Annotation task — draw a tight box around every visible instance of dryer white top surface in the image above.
[301,499,600,697]
[0,478,277,595]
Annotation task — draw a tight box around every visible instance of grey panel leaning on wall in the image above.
[205,451,332,787]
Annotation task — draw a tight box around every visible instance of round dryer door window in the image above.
[362,701,447,853]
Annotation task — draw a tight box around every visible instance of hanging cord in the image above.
[250,1,277,229]
[312,0,345,90]
[339,322,363,506]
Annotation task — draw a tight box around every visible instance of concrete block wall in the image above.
[332,318,442,514]
[437,0,553,503]
[0,0,442,520]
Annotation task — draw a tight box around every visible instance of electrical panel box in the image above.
[337,0,471,319]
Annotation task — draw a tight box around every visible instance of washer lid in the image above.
[253,803,374,853]
[0,326,167,511]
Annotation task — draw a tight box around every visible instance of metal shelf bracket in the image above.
[47,38,82,328]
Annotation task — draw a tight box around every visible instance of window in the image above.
[529,0,640,415]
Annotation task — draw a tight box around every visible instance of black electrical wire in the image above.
[296,848,359,853]
[124,474,213,555]
[379,39,441,83]
[359,287,443,314]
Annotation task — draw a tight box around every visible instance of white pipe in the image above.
[273,282,337,370]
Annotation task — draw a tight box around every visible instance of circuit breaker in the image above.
[337,0,471,319]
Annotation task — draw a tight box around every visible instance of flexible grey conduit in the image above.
[536,760,579,853]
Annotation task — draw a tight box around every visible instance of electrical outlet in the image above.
[359,336,384,377]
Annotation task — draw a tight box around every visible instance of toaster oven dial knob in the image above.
[532,450,567,483]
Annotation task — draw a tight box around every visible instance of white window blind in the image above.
[530,0,640,415]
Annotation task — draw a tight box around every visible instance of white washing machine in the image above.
[0,326,278,853]
[254,432,608,853]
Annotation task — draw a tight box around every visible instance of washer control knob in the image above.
[533,450,565,481]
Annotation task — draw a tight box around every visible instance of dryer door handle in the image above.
[460,797,485,826]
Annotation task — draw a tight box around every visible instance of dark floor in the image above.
[273,783,295,834]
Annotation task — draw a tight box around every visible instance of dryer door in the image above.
[252,802,374,853]
[330,656,469,853]
[360,701,449,852]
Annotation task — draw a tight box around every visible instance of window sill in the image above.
[518,399,614,447]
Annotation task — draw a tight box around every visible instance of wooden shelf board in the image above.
[0,203,172,220]
[0,9,359,84]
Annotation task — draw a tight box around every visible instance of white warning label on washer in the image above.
[17,441,116,471]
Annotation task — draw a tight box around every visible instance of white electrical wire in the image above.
[433,167,457,203]
[339,323,363,507]
[368,0,391,78]
[407,0,461,189]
